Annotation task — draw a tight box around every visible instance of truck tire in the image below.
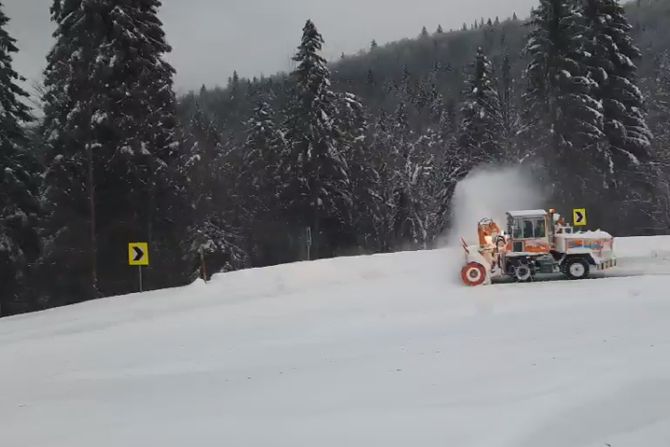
[514,262,533,282]
[461,262,487,287]
[564,257,590,280]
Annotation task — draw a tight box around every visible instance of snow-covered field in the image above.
[2,236,670,447]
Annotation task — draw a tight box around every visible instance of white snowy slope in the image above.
[2,236,670,447]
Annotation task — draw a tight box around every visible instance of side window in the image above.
[535,218,546,237]
[523,220,534,238]
[513,219,522,238]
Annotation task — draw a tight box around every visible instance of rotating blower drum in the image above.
[461,262,487,287]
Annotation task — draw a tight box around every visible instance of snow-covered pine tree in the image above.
[0,5,39,316]
[523,0,606,202]
[423,96,468,243]
[239,99,289,265]
[241,101,284,217]
[38,0,99,305]
[387,102,428,248]
[432,140,471,243]
[283,20,353,260]
[338,92,383,253]
[651,52,670,226]
[182,107,222,210]
[648,52,670,164]
[181,107,248,277]
[367,111,396,252]
[40,0,183,304]
[414,76,433,113]
[581,0,653,170]
[500,54,523,162]
[578,0,659,231]
[366,69,376,92]
[458,47,505,165]
[229,71,240,96]
[414,129,449,246]
[130,0,187,288]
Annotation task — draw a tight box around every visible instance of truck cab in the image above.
[505,210,551,255]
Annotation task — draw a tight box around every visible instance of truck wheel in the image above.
[514,262,533,282]
[461,262,487,287]
[564,257,590,280]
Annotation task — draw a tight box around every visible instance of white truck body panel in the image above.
[554,230,616,266]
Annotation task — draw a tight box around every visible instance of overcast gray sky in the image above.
[4,0,536,96]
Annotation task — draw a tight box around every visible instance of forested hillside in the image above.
[1,0,669,317]
[182,0,670,236]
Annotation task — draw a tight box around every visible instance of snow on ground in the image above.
[2,236,670,447]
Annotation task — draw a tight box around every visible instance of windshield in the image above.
[514,217,547,239]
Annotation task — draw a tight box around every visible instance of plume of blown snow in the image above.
[443,165,545,246]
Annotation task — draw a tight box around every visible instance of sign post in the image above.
[306,227,312,261]
[199,246,207,283]
[128,242,150,292]
[573,208,587,227]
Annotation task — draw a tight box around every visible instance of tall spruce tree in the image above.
[524,0,606,203]
[426,105,469,242]
[40,0,182,305]
[368,111,396,252]
[458,47,505,164]
[581,0,653,169]
[500,54,524,162]
[240,99,289,265]
[652,52,670,226]
[0,5,39,316]
[387,102,427,248]
[283,20,353,259]
[648,52,670,166]
[579,0,657,231]
[181,107,247,277]
[339,92,383,252]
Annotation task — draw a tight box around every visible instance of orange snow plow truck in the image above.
[460,209,616,286]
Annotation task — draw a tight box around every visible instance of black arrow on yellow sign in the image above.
[573,208,587,226]
[133,246,144,262]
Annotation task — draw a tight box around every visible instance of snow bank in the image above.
[445,165,545,246]
[615,235,670,260]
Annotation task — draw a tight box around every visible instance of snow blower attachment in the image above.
[460,209,616,286]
